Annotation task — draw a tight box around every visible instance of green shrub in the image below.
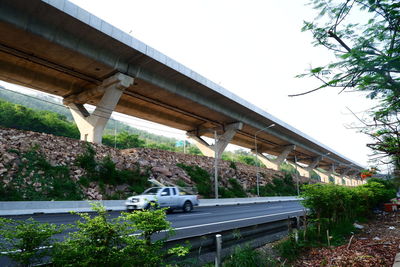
[0,218,64,266]
[275,234,300,262]
[52,203,188,266]
[176,179,187,187]
[75,143,97,176]
[301,180,396,228]
[219,186,236,198]
[228,178,247,197]
[251,173,298,196]
[285,179,397,263]
[229,161,237,170]
[177,163,212,198]
[222,245,265,267]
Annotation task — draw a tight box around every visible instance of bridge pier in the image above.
[187,122,243,199]
[63,73,134,144]
[252,145,295,171]
[187,122,243,159]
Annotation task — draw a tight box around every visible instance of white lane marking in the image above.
[174,209,304,231]
[178,212,212,217]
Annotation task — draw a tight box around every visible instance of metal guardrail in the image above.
[0,209,305,266]
[164,212,303,266]
[0,197,302,216]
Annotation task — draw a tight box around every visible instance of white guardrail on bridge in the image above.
[0,196,302,216]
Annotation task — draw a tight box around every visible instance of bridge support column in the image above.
[253,152,280,170]
[289,163,311,178]
[188,122,243,199]
[340,168,358,186]
[64,73,134,143]
[314,169,329,183]
[252,145,295,171]
[303,156,322,180]
[187,122,243,159]
[325,164,337,184]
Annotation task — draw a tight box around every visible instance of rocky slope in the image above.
[0,127,311,200]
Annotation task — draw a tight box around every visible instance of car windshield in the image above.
[142,187,161,195]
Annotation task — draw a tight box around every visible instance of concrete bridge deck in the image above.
[0,0,364,178]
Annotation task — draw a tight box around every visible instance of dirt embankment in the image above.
[294,212,400,267]
[0,127,311,199]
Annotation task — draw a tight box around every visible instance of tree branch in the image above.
[328,30,352,52]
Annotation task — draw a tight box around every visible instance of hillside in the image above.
[0,127,312,200]
[0,86,187,146]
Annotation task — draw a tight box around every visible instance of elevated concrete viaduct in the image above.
[0,0,364,185]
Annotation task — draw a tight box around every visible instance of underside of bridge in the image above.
[0,0,364,183]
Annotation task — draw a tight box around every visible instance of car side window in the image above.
[162,188,171,196]
[172,188,177,195]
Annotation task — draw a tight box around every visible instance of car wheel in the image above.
[182,201,193,213]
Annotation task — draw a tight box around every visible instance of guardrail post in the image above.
[215,234,222,267]
[287,216,292,233]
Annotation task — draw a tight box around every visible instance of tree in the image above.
[297,0,400,173]
[102,131,145,149]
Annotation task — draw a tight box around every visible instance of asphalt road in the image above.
[2,201,305,239]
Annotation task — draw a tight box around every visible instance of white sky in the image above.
[1,0,378,167]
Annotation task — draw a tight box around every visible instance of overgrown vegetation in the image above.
[220,245,267,267]
[0,204,188,266]
[222,149,264,167]
[0,143,152,201]
[0,146,84,201]
[75,144,151,197]
[275,178,397,262]
[176,163,213,198]
[177,163,249,198]
[251,173,299,196]
[219,178,248,198]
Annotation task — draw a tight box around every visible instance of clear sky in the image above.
[3,0,378,167]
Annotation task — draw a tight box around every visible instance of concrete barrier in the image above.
[0,197,302,216]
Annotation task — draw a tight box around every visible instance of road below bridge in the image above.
[3,201,304,239]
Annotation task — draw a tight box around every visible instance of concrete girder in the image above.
[63,73,133,105]
[66,73,134,143]
[187,122,243,159]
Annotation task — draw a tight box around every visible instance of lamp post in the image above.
[294,154,299,196]
[214,130,219,199]
[254,124,275,197]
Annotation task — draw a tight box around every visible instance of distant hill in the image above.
[0,86,180,145]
